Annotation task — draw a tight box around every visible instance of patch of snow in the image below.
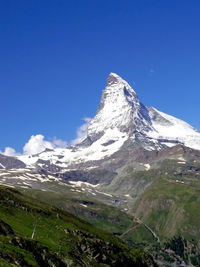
[148,108,200,150]
[178,157,185,161]
[0,183,14,188]
[22,182,30,185]
[0,172,9,176]
[80,204,87,208]
[96,190,112,197]
[0,163,5,169]
[75,190,81,193]
[18,154,39,166]
[176,180,184,184]
[69,181,99,188]
[25,173,37,177]
[8,168,30,173]
[84,166,98,170]
[144,164,150,170]
[16,176,28,181]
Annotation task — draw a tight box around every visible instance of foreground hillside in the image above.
[0,185,156,266]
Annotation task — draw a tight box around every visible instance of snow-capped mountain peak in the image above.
[107,72,136,93]
[86,73,152,144]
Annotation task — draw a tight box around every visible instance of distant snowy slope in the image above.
[19,128,128,167]
[147,107,200,150]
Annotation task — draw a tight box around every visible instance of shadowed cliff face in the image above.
[0,153,25,169]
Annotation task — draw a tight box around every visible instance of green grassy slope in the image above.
[20,188,135,235]
[0,185,155,266]
[131,174,200,265]
[19,187,161,259]
[132,177,200,240]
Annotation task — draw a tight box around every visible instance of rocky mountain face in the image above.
[0,154,26,169]
[0,73,200,181]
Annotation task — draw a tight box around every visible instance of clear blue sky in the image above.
[0,0,200,152]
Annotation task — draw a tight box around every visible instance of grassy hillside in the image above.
[20,188,135,236]
[132,162,200,242]
[0,185,155,266]
[131,174,200,265]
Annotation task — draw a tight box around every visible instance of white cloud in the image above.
[51,137,67,148]
[71,117,91,145]
[23,135,68,155]
[0,135,68,157]
[3,147,19,156]
[23,134,54,155]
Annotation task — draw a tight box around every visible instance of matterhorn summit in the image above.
[84,72,200,151]
[86,73,153,144]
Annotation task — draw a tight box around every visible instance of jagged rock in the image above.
[0,219,14,236]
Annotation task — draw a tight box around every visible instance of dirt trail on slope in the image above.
[120,217,160,243]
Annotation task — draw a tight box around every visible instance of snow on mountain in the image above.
[86,72,153,142]
[147,107,200,150]
[19,128,128,167]
[18,72,200,167]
